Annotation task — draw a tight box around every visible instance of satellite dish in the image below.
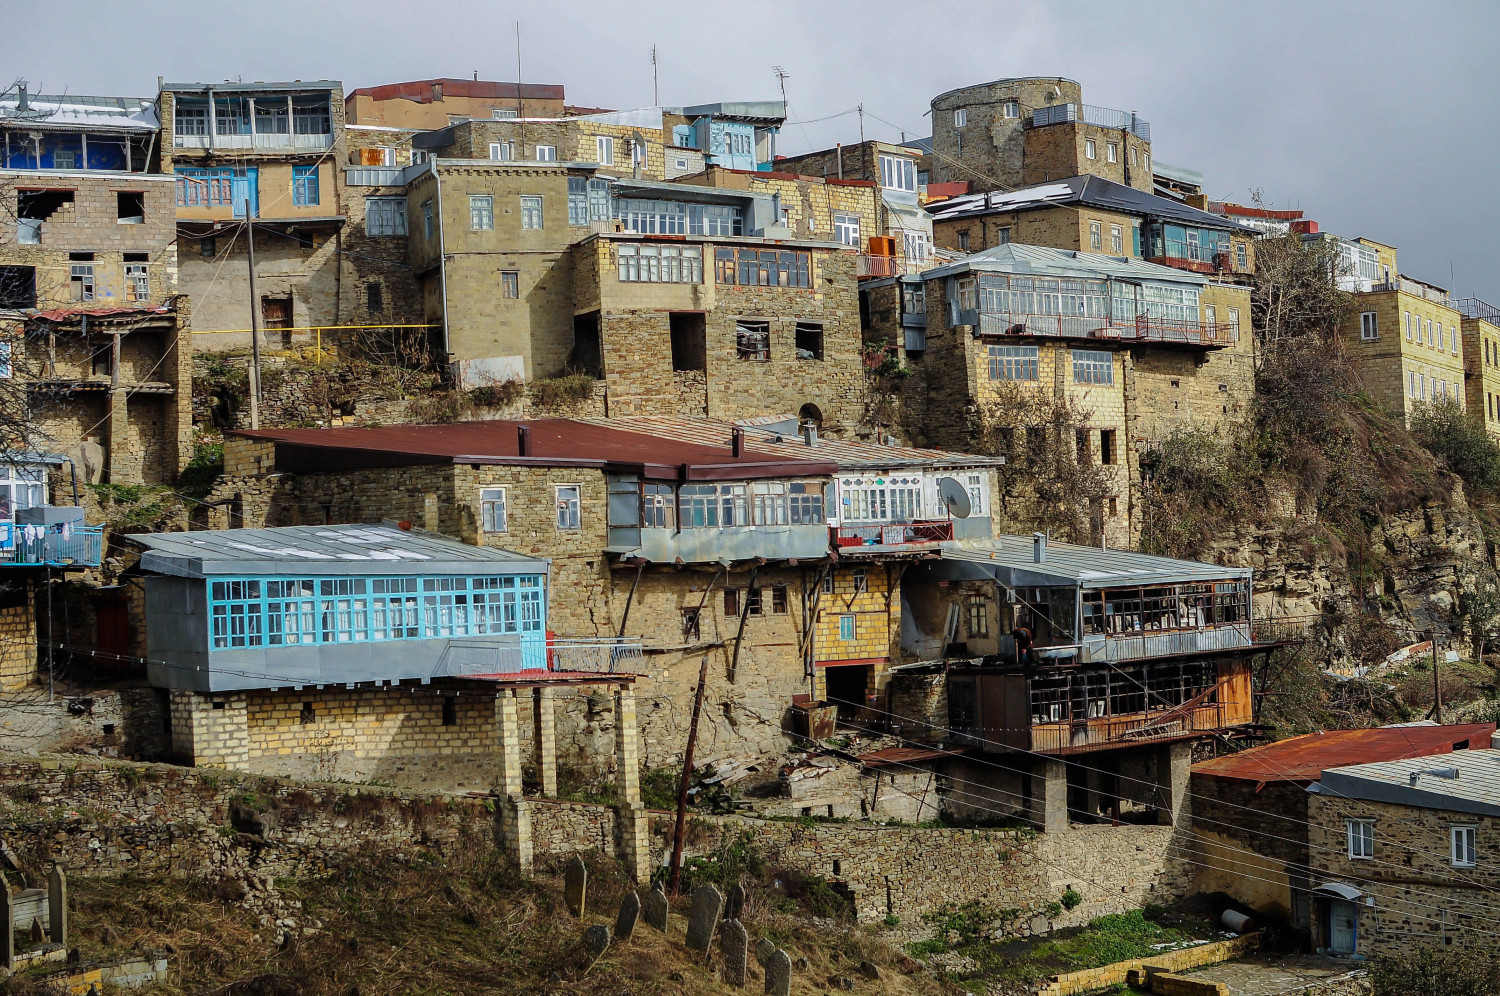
[937,477,971,518]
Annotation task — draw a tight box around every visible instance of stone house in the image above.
[344,78,568,131]
[928,78,1154,194]
[1191,723,1495,943]
[194,416,1000,774]
[1456,298,1500,437]
[1304,746,1500,961]
[866,243,1255,547]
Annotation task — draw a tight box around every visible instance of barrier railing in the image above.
[0,523,103,568]
[833,520,954,548]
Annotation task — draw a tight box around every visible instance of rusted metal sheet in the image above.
[1193,724,1497,785]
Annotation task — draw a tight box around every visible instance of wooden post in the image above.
[47,865,65,948]
[0,870,12,970]
[1432,636,1443,724]
[245,219,262,430]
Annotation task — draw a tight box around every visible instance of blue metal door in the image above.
[231,168,259,218]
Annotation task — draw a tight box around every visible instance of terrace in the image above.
[1028,103,1152,142]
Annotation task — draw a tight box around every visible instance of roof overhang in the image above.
[1311,883,1363,902]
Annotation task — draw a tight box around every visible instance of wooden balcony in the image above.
[977,310,1237,349]
[833,519,954,550]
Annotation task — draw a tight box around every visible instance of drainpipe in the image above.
[430,158,451,365]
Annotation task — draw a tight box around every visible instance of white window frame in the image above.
[1110,224,1123,255]
[422,199,434,239]
[1451,326,1459,355]
[555,485,581,531]
[489,142,514,161]
[491,108,518,120]
[1085,139,1097,160]
[833,212,861,247]
[1404,311,1412,341]
[535,145,557,162]
[520,195,543,230]
[954,108,967,128]
[596,135,616,165]
[469,194,494,231]
[1347,819,1374,859]
[1360,311,1378,341]
[125,263,150,302]
[1071,349,1113,386]
[480,488,508,532]
[1003,100,1019,119]
[1089,221,1102,251]
[1451,826,1477,868]
[1107,142,1118,163]
[878,154,916,192]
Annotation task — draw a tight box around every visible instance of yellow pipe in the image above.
[189,324,436,334]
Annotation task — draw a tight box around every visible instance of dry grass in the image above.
[16,838,946,996]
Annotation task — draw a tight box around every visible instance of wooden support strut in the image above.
[617,561,646,640]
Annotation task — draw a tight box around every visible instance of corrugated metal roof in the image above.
[0,94,159,132]
[232,418,837,480]
[1193,724,1497,785]
[162,81,341,94]
[582,415,1005,472]
[30,306,173,323]
[1315,749,1500,817]
[132,524,545,579]
[939,536,1251,587]
[859,744,970,768]
[347,79,565,102]
[926,175,1254,234]
[924,241,1213,287]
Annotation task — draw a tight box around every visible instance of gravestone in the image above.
[28,917,44,943]
[721,919,749,988]
[579,924,611,973]
[0,871,12,970]
[643,883,669,932]
[755,938,776,967]
[563,855,588,918]
[48,865,66,947]
[859,960,881,980]
[724,882,746,921]
[685,884,724,952]
[764,948,792,996]
[614,891,641,944]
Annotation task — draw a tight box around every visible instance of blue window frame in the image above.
[292,165,320,206]
[207,573,545,650]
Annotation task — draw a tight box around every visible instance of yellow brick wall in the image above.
[933,205,1139,257]
[0,596,36,692]
[245,686,497,760]
[1342,289,1466,421]
[1462,317,1500,437]
[813,564,896,664]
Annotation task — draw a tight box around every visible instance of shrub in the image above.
[1060,888,1083,911]
[529,373,597,410]
[1412,397,1500,496]
[1371,944,1500,996]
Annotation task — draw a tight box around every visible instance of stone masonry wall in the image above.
[0,593,36,692]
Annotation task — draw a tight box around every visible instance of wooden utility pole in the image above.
[1432,635,1443,724]
[244,218,262,430]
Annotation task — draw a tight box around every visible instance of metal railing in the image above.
[441,636,647,677]
[0,524,103,568]
[978,311,1237,348]
[857,255,928,278]
[1028,103,1151,141]
[833,520,954,548]
[1030,702,1227,754]
[1453,297,1500,324]
[1083,621,1253,664]
[1371,278,1450,305]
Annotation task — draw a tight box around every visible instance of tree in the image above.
[1371,944,1500,996]
[1250,231,1357,362]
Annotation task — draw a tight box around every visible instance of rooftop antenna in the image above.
[857,103,865,145]
[514,21,524,118]
[773,65,789,115]
[651,45,659,106]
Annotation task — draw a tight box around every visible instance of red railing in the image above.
[977,311,1237,349]
[856,255,927,278]
[833,520,954,548]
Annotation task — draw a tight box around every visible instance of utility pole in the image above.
[651,45,659,106]
[857,103,865,145]
[244,218,262,430]
[1432,634,1443,724]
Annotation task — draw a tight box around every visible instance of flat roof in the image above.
[163,81,340,94]
[1193,724,1496,784]
[926,175,1255,233]
[0,93,159,132]
[347,79,564,102]
[1313,748,1500,818]
[939,535,1252,588]
[231,418,837,480]
[133,524,546,579]
[675,101,786,123]
[923,241,1213,287]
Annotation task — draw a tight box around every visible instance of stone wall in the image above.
[1189,776,1311,923]
[0,591,36,692]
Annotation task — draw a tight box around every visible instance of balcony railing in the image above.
[1370,277,1450,306]
[440,637,647,678]
[174,132,333,152]
[1081,621,1253,664]
[1028,103,1151,141]
[978,311,1237,348]
[833,520,954,549]
[1029,701,1227,754]
[857,255,928,278]
[0,523,103,568]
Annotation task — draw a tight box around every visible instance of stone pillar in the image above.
[168,690,249,769]
[496,687,533,877]
[614,685,651,882]
[1030,757,1068,833]
[47,864,66,947]
[535,687,558,798]
[105,381,129,484]
[0,870,12,970]
[1156,741,1192,827]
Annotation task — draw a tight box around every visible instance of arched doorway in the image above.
[798,403,823,436]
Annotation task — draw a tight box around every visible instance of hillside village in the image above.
[1,69,1500,995]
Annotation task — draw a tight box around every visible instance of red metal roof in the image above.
[348,79,565,102]
[859,744,970,768]
[232,418,837,480]
[1193,724,1496,785]
[31,306,171,322]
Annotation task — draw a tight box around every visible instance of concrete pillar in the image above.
[1156,741,1193,827]
[496,687,533,877]
[168,690,249,769]
[614,685,651,882]
[1031,757,1068,833]
[47,864,66,947]
[534,687,558,798]
[1084,764,1106,822]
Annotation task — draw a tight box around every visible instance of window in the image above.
[833,213,860,247]
[852,568,868,593]
[958,230,970,251]
[1205,305,1216,327]
[1085,139,1097,160]
[125,263,150,303]
[1438,324,1445,351]
[518,195,543,230]
[1107,143,1118,163]
[175,102,209,136]
[724,589,740,616]
[366,197,406,236]
[1426,319,1434,347]
[422,199,434,239]
[596,136,616,165]
[292,97,331,135]
[988,344,1039,381]
[1072,349,1113,385]
[366,281,383,312]
[1347,819,1374,859]
[1451,326,1459,355]
[954,108,967,128]
[838,614,857,641]
[492,108,519,120]
[69,263,94,302]
[902,230,927,263]
[469,194,494,230]
[501,270,519,299]
[1404,312,1412,341]
[1100,429,1117,465]
[291,165,319,206]
[555,485,581,530]
[567,176,612,226]
[641,482,674,529]
[1110,224,1123,255]
[715,247,811,288]
[489,142,514,161]
[1360,312,1378,341]
[745,587,763,616]
[681,607,701,641]
[1236,242,1248,269]
[1089,221,1102,251]
[1003,100,1019,118]
[1130,146,1138,166]
[966,595,989,637]
[955,276,978,311]
[736,321,770,361]
[1229,308,1241,340]
[300,701,316,724]
[116,191,145,224]
[200,237,216,258]
[442,697,458,726]
[955,134,962,156]
[480,488,507,532]
[878,154,916,192]
[535,145,556,162]
[795,322,823,360]
[997,226,1012,245]
[617,244,703,283]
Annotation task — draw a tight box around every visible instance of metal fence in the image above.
[1084,622,1253,665]
[1028,103,1151,141]
[0,524,103,568]
[978,311,1237,348]
[1453,297,1500,323]
[440,637,647,677]
[1030,703,1224,753]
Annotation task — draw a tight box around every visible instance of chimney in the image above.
[1289,220,1319,236]
[731,426,744,458]
[517,424,531,456]
[801,424,817,446]
[16,82,29,113]
[1033,532,1047,564]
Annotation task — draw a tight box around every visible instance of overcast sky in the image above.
[7,0,1499,302]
